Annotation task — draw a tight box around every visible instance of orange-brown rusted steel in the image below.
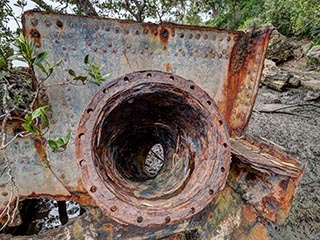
[0,11,304,239]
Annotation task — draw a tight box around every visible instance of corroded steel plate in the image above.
[75,71,231,227]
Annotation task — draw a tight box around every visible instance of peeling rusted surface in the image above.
[0,11,305,239]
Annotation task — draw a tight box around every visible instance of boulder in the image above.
[262,59,291,91]
[304,91,320,101]
[307,45,320,62]
[266,30,295,64]
[301,79,320,91]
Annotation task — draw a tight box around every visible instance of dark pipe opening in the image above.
[93,84,211,200]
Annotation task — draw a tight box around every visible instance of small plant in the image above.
[21,105,49,136]
[68,54,110,85]
[48,131,71,153]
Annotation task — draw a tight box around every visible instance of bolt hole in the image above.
[209,189,214,195]
[86,108,93,114]
[103,89,107,93]
[110,206,117,212]
[223,143,228,148]
[137,216,143,223]
[221,167,225,173]
[165,216,171,223]
[124,76,130,82]
[169,76,174,80]
[90,186,97,193]
[147,73,152,77]
[190,207,195,214]
[190,85,195,90]
[78,133,84,139]
[207,100,211,105]
[218,120,223,125]
[79,159,86,167]
[56,20,63,28]
[161,29,169,39]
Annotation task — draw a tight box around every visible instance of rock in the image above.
[266,30,295,64]
[262,59,291,91]
[301,42,312,57]
[304,91,320,101]
[301,79,320,91]
[288,77,301,88]
[307,45,320,62]
[293,47,304,60]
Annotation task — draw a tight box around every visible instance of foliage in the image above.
[68,54,110,85]
[48,131,71,153]
[21,105,49,136]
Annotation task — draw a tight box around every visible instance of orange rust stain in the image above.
[102,223,114,233]
[262,195,279,222]
[145,24,170,49]
[221,30,271,136]
[29,28,42,48]
[70,191,96,206]
[159,26,170,44]
[276,178,299,223]
[33,137,47,163]
[242,204,258,225]
[248,223,269,240]
[165,63,172,73]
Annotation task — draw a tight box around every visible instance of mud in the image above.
[247,86,320,239]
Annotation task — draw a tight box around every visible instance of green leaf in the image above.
[73,76,87,82]
[36,62,48,75]
[24,114,32,122]
[88,72,95,79]
[56,138,64,145]
[21,123,31,132]
[102,73,111,79]
[48,140,58,151]
[31,105,48,121]
[65,131,71,144]
[35,51,49,65]
[84,54,89,64]
[68,69,76,77]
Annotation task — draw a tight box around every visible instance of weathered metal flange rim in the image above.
[75,71,231,227]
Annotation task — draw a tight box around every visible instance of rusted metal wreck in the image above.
[0,11,304,239]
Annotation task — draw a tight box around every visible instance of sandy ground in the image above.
[247,86,320,239]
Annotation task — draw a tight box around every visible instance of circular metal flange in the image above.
[75,71,231,227]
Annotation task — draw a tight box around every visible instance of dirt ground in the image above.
[247,86,320,239]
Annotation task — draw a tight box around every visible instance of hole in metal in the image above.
[209,189,214,195]
[110,206,117,212]
[137,216,143,223]
[90,186,97,193]
[207,100,211,105]
[190,207,195,214]
[86,108,93,114]
[79,159,86,167]
[165,216,171,223]
[147,73,152,77]
[124,76,129,82]
[190,85,195,90]
[161,29,169,39]
[169,76,174,80]
[221,167,225,173]
[78,133,84,139]
[0,199,85,236]
[56,20,63,28]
